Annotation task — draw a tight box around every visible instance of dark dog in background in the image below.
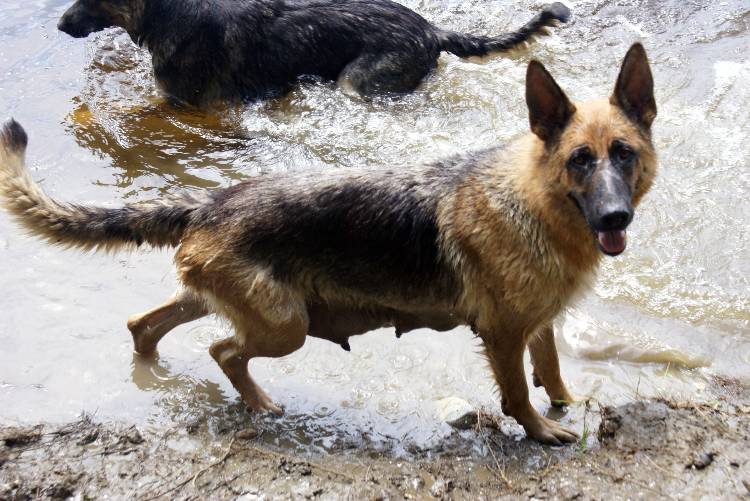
[57,0,571,105]
[0,44,656,444]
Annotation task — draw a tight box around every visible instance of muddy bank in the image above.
[3,391,750,500]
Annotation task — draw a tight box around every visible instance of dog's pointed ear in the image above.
[526,61,576,143]
[611,43,656,129]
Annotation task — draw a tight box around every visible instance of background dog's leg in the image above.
[529,324,575,407]
[209,306,308,416]
[482,329,578,445]
[127,290,208,354]
[338,52,433,96]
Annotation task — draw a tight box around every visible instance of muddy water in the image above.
[0,0,748,453]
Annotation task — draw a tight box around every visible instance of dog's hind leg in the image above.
[529,324,575,407]
[127,290,209,354]
[338,52,435,96]
[209,301,308,415]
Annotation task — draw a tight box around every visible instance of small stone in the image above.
[411,477,425,490]
[76,429,99,446]
[435,397,477,430]
[0,426,43,447]
[44,483,74,500]
[743,480,750,494]
[236,427,259,440]
[185,418,204,435]
[124,427,144,445]
[687,452,716,470]
[236,492,265,501]
[429,478,454,498]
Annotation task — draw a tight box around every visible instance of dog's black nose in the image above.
[598,209,632,231]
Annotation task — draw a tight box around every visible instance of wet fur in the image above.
[0,44,657,444]
[58,0,571,105]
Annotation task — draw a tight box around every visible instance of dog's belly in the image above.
[306,302,460,349]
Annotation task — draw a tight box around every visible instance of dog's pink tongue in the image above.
[597,230,627,255]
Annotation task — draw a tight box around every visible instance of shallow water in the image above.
[0,0,748,454]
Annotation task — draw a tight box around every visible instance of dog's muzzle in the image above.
[58,4,109,38]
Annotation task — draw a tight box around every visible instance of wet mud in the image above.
[3,382,750,500]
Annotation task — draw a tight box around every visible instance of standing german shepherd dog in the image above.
[0,44,656,444]
[57,0,571,105]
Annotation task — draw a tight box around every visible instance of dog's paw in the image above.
[550,392,577,408]
[247,402,284,417]
[244,392,284,417]
[523,413,578,446]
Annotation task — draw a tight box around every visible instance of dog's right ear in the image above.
[526,60,576,143]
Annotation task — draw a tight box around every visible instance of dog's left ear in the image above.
[611,43,657,129]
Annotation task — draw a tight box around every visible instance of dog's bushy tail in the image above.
[0,119,203,252]
[438,2,571,58]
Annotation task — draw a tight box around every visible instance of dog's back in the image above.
[174,158,481,309]
[140,0,443,101]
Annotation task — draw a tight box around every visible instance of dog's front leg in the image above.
[481,328,578,445]
[529,324,575,407]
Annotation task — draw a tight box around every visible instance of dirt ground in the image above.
[2,379,750,501]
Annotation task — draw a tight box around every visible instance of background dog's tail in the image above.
[0,119,203,252]
[438,2,571,58]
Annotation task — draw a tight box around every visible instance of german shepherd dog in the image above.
[57,0,571,105]
[0,44,656,444]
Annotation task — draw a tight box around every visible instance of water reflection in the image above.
[65,100,255,191]
[131,352,230,422]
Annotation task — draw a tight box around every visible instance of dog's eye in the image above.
[568,149,592,170]
[612,142,635,162]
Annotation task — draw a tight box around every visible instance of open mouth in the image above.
[568,194,630,257]
[596,230,627,256]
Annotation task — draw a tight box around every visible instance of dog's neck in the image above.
[104,0,146,47]
[125,0,176,49]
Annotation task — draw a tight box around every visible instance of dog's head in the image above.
[58,0,134,38]
[526,43,657,257]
